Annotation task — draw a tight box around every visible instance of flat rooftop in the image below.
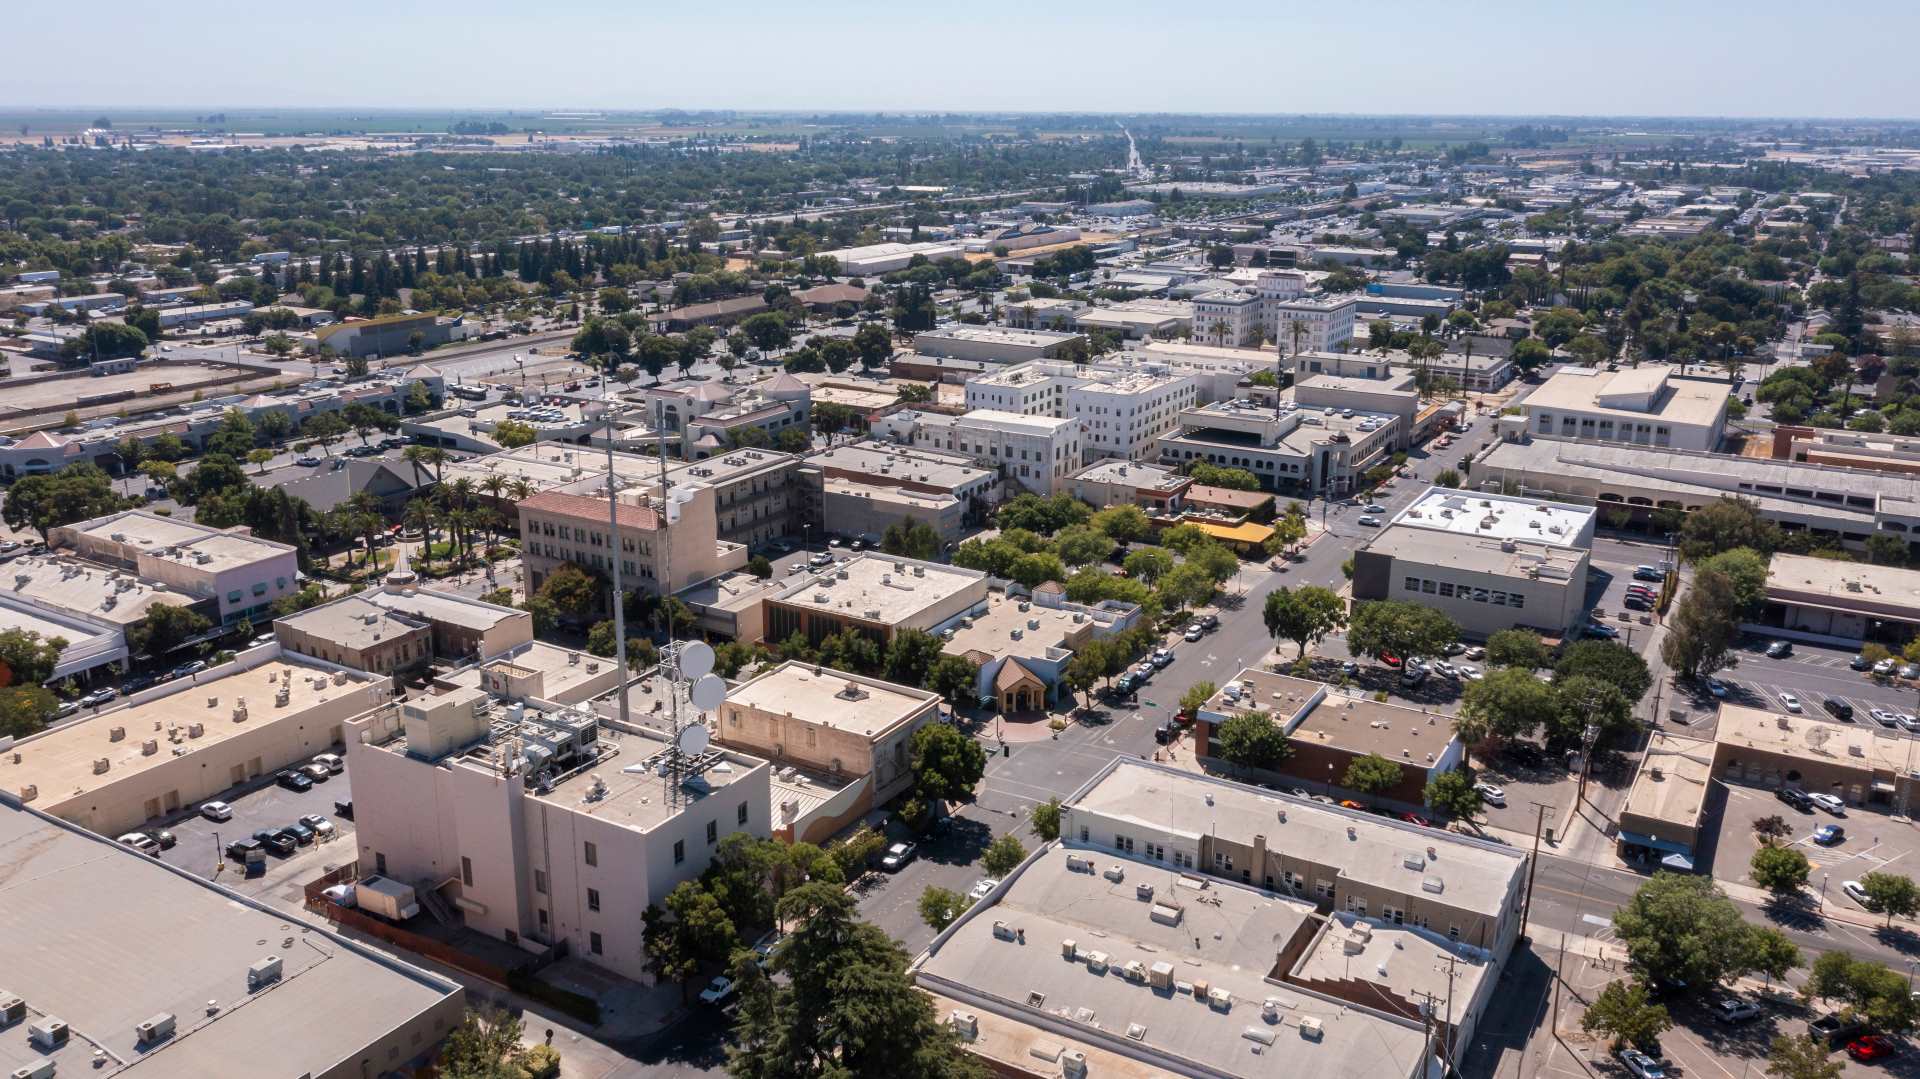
[1765,552,1920,615]
[1714,704,1906,773]
[914,326,1081,347]
[527,723,756,832]
[1365,524,1588,580]
[916,846,1430,1079]
[822,477,960,514]
[362,586,526,634]
[942,592,1083,661]
[1,658,378,810]
[71,512,209,550]
[1525,366,1729,427]
[1074,458,1187,492]
[771,554,984,627]
[0,800,460,1078]
[1391,489,1594,545]
[725,661,935,739]
[947,408,1079,435]
[1622,733,1715,830]
[1074,761,1525,919]
[1292,912,1492,1026]
[277,594,428,652]
[810,440,991,489]
[462,640,614,702]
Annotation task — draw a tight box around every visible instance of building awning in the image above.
[1874,780,1898,794]
[1189,520,1276,546]
[1617,829,1692,857]
[1660,852,1696,872]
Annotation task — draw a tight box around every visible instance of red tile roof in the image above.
[518,491,660,530]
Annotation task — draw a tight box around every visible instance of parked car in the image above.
[1474,782,1507,807]
[1814,823,1845,845]
[294,456,321,467]
[1585,622,1619,639]
[312,752,344,774]
[1185,624,1205,642]
[1337,799,1366,811]
[200,800,233,822]
[53,700,80,720]
[1779,691,1802,713]
[1340,660,1360,676]
[1365,504,1387,514]
[298,813,336,838]
[1615,1048,1668,1079]
[1872,708,1900,728]
[1150,649,1173,668]
[880,842,918,872]
[299,763,331,782]
[1839,878,1871,908]
[1812,1011,1869,1046]
[968,879,1000,902]
[322,883,357,908]
[226,838,264,860]
[1463,646,1486,661]
[1704,678,1728,699]
[280,821,315,845]
[116,832,159,855]
[699,976,737,1006]
[1810,792,1846,816]
[1201,614,1219,631]
[1633,565,1666,582]
[1401,813,1432,828]
[333,798,354,820]
[276,770,313,792]
[170,660,207,679]
[1849,1035,1898,1062]
[1777,787,1814,811]
[1713,996,1763,1024]
[1852,654,1872,671]
[1357,515,1381,527]
[253,830,296,856]
[1766,640,1793,658]
[1825,698,1855,721]
[1875,658,1897,676]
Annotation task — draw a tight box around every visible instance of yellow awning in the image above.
[1190,520,1275,545]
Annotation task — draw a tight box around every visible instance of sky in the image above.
[8,0,1920,119]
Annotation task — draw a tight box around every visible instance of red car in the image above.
[1849,1036,1898,1062]
[1380,652,1403,669]
[1401,813,1432,828]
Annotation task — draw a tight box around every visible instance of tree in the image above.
[1122,547,1173,585]
[1750,845,1811,897]
[728,883,984,1079]
[1179,681,1217,717]
[585,620,619,658]
[1613,873,1799,989]
[740,312,792,352]
[536,562,603,624]
[1510,337,1552,374]
[1860,871,1920,927]
[126,603,210,658]
[1053,526,1112,567]
[1696,547,1770,614]
[919,886,967,931]
[0,685,58,739]
[910,723,987,811]
[1806,950,1920,1033]
[1554,640,1652,703]
[883,629,944,687]
[1678,497,1779,563]
[1,463,127,539]
[1753,814,1792,846]
[1031,797,1063,841]
[1346,600,1460,664]
[0,628,66,688]
[1158,562,1216,611]
[982,833,1027,877]
[1262,586,1347,659]
[1580,979,1672,1051]
[853,322,894,369]
[1434,468,1461,489]
[1089,504,1150,544]
[1485,629,1550,670]
[746,555,773,579]
[926,655,980,707]
[1662,569,1740,679]
[1213,712,1292,771]
[1343,753,1404,796]
[438,1007,537,1079]
[1424,769,1483,820]
[642,880,738,1000]
[1765,1034,1843,1079]
[1459,666,1561,745]
[493,419,536,448]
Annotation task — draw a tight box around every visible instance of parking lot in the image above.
[152,760,356,906]
[1704,638,1920,739]
[1708,781,1920,913]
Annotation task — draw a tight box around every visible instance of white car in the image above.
[1456,665,1482,681]
[322,883,357,908]
[1433,660,1457,678]
[1474,782,1506,807]
[1874,658,1896,676]
[699,976,736,1005]
[1185,624,1205,642]
[1778,691,1802,713]
[1844,879,1875,909]
[199,800,233,822]
[1871,708,1900,728]
[1809,792,1846,816]
[1713,996,1762,1024]
[1357,515,1381,527]
[116,832,158,855]
[968,878,1000,902]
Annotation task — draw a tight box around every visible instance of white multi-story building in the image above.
[871,408,1082,496]
[1519,366,1730,453]
[1191,288,1261,347]
[964,361,1198,463]
[1271,294,1360,355]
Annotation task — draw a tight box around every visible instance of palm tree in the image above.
[343,492,386,570]
[445,507,473,567]
[402,500,435,569]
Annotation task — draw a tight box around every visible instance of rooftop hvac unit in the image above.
[248,954,283,989]
[948,1011,978,1040]
[1061,1050,1088,1078]
[135,1012,176,1045]
[11,1059,54,1079]
[0,994,22,1026]
[27,1018,67,1050]
[1298,1016,1325,1040]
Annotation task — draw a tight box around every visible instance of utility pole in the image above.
[1441,952,1459,1076]
[601,385,632,732]
[1520,800,1553,938]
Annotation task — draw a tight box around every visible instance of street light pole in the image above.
[1520,800,1553,938]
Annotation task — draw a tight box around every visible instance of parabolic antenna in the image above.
[680,640,715,681]
[1806,725,1832,752]
[690,673,727,712]
[677,723,711,757]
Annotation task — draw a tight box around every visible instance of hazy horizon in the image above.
[6,0,1919,121]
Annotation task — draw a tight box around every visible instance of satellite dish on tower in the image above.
[680,641,715,681]
[690,673,726,712]
[1806,725,1832,753]
[677,724,710,757]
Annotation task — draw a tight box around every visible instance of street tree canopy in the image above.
[1213,712,1292,771]
[1612,873,1800,989]
[1346,600,1459,664]
[1262,586,1347,659]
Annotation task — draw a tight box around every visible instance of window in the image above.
[1079,826,1090,843]
[706,821,718,845]
[538,909,548,931]
[583,841,597,867]
[1422,579,1437,594]
[375,852,387,876]
[738,802,749,825]
[1448,924,1461,941]
[533,869,547,895]
[460,856,472,887]
[590,931,603,955]
[1405,576,1421,593]
[587,888,600,912]
[673,839,685,865]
